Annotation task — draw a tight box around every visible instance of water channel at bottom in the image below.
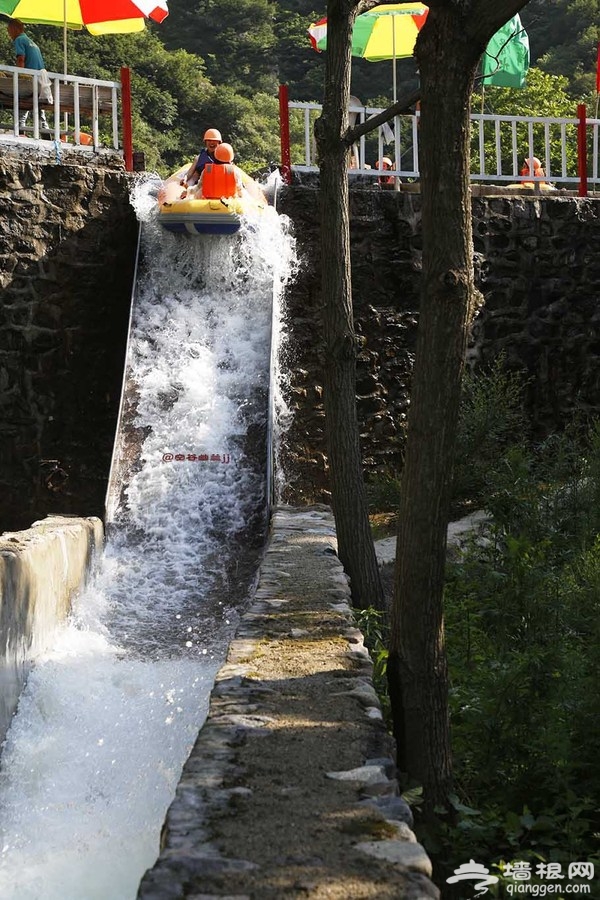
[0,181,296,900]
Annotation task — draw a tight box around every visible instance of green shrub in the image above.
[435,417,600,882]
[353,605,391,728]
[452,355,528,513]
[366,470,402,514]
[363,357,600,888]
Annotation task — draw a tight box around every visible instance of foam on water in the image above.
[0,177,296,899]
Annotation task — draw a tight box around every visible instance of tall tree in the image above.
[388,0,531,811]
[313,0,385,611]
[313,0,531,804]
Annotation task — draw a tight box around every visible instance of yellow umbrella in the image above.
[309,3,429,102]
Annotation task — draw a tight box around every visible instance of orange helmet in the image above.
[204,128,222,142]
[215,142,234,163]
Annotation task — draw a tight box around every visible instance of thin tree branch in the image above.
[480,17,526,82]
[345,87,421,145]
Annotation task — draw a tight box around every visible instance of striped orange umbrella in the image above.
[0,0,168,73]
[0,0,168,33]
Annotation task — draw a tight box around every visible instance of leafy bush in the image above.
[367,358,600,885]
[352,605,391,728]
[366,469,402,514]
[452,355,528,514]
[435,418,600,884]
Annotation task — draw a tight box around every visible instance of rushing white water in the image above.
[0,177,295,900]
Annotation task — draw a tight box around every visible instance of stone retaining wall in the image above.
[2,159,600,522]
[0,155,138,533]
[276,186,600,502]
[0,514,103,741]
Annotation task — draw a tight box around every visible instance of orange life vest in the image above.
[201,163,238,199]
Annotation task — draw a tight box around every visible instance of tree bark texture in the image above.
[314,0,385,610]
[388,0,532,810]
[388,0,530,810]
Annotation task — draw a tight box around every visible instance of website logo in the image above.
[447,859,595,896]
[446,860,499,897]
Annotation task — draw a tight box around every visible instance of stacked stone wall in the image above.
[277,186,600,502]
[1,161,599,525]
[0,157,138,532]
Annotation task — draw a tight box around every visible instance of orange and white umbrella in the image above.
[0,0,169,72]
[0,0,168,33]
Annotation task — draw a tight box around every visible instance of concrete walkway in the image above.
[374,510,489,565]
[137,506,440,899]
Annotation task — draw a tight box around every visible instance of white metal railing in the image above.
[288,100,600,189]
[0,65,121,150]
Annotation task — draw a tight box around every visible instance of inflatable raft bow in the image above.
[157,165,274,235]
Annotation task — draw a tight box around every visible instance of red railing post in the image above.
[577,103,588,197]
[278,84,292,185]
[120,66,133,173]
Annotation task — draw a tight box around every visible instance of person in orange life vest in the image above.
[520,156,545,183]
[199,143,243,199]
[375,156,394,186]
[181,127,222,190]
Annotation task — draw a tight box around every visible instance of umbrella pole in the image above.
[392,18,400,191]
[63,0,67,75]
[392,18,397,104]
[63,0,69,139]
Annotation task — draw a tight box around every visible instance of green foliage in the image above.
[366,470,402,513]
[524,0,600,99]
[361,356,600,886]
[472,68,580,180]
[0,24,218,174]
[352,606,391,727]
[476,67,575,119]
[189,87,281,173]
[452,355,528,514]
[160,0,279,96]
[3,1,598,175]
[274,7,324,103]
[433,417,600,885]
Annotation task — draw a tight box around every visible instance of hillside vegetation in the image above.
[0,0,597,173]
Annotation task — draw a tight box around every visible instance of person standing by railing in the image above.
[6,18,50,131]
[375,156,395,187]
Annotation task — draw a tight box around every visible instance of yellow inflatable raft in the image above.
[157,165,274,235]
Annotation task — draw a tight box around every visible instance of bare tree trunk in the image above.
[315,0,385,610]
[387,0,530,811]
[388,7,482,810]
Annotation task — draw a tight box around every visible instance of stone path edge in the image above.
[137,505,440,899]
